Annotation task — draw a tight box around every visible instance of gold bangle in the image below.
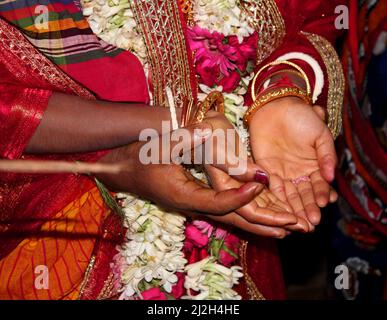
[243,86,312,127]
[251,60,312,101]
[194,91,225,123]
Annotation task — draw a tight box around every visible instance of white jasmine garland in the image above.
[114,194,187,299]
[193,0,254,42]
[182,257,243,300]
[81,0,148,65]
[197,83,250,146]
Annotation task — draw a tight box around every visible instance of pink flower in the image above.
[193,220,214,237]
[219,233,240,267]
[141,288,167,300]
[171,273,185,299]
[187,26,237,76]
[193,220,228,239]
[228,33,258,71]
[185,224,209,248]
[188,27,258,92]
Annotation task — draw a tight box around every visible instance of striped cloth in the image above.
[0,0,122,66]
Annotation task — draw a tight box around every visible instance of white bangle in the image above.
[275,52,324,103]
[166,87,179,130]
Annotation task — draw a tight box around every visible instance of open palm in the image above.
[249,97,338,231]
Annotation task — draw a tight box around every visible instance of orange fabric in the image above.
[24,18,90,33]
[0,187,107,300]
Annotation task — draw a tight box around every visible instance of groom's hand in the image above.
[200,110,270,186]
[96,122,263,215]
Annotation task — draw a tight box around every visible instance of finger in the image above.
[329,187,339,203]
[236,200,298,227]
[214,158,270,186]
[284,180,311,232]
[315,127,337,182]
[181,180,263,215]
[264,191,293,213]
[205,131,270,185]
[269,174,287,202]
[206,166,296,226]
[211,214,289,239]
[310,171,330,207]
[284,217,310,233]
[167,122,213,164]
[312,105,327,122]
[297,180,321,226]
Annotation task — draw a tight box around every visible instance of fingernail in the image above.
[254,170,269,187]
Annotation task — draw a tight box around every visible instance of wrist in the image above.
[245,86,311,127]
[248,96,308,133]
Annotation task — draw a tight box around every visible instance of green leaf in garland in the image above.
[94,177,125,221]
[220,243,238,259]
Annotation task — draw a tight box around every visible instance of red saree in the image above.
[0,0,345,300]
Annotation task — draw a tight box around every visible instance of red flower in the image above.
[219,233,240,267]
[171,272,185,299]
[218,70,241,92]
[141,287,167,300]
[228,33,258,71]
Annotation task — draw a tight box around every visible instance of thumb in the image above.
[312,105,327,122]
[167,122,213,164]
[230,158,269,186]
[316,127,337,182]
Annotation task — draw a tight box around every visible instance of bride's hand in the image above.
[202,165,310,238]
[249,97,338,231]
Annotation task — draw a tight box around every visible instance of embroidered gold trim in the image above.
[129,0,195,116]
[301,32,345,139]
[179,0,195,26]
[77,255,96,300]
[239,240,265,300]
[0,18,94,100]
[237,0,286,65]
[97,272,116,300]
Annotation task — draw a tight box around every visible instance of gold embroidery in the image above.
[0,18,94,100]
[179,0,195,26]
[97,272,116,300]
[237,0,286,65]
[239,240,265,300]
[129,0,196,119]
[77,255,96,300]
[302,32,345,139]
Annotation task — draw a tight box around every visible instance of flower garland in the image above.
[82,0,258,300]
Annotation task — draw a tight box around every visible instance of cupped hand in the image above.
[249,97,338,231]
[202,164,311,238]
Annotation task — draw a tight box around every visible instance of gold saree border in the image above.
[239,240,266,300]
[238,0,286,65]
[302,31,345,139]
[129,0,196,116]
